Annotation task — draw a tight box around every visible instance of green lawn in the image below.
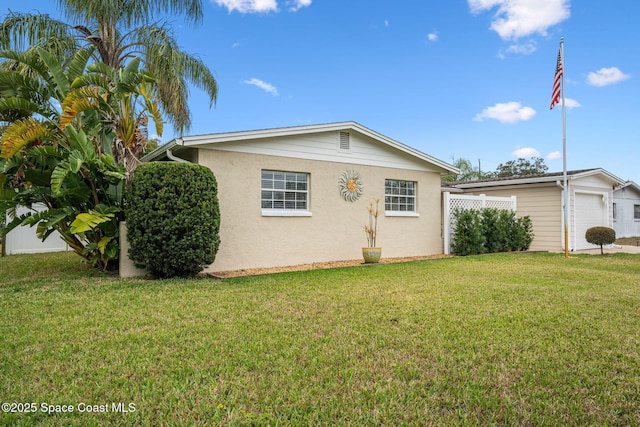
[1,251,639,426]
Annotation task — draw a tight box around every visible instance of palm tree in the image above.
[0,0,217,135]
[0,46,162,270]
[442,157,484,182]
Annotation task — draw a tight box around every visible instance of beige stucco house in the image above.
[143,122,459,273]
[445,169,625,252]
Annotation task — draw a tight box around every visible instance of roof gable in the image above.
[143,122,459,175]
[614,181,640,197]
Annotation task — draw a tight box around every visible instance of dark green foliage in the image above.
[451,208,534,256]
[451,209,485,256]
[511,215,534,251]
[490,157,548,178]
[125,162,220,278]
[585,226,616,255]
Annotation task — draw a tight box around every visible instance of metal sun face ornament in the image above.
[338,170,363,202]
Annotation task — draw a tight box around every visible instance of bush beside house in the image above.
[451,208,533,256]
[125,162,221,278]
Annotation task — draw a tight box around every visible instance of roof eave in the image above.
[178,121,460,175]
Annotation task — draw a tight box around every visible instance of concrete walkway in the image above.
[572,245,640,255]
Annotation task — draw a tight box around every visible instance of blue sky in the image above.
[8,1,640,182]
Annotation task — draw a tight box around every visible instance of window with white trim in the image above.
[634,204,640,220]
[261,170,309,211]
[385,179,416,212]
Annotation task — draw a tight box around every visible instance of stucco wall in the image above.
[198,149,444,272]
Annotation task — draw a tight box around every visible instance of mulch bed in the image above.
[208,254,452,279]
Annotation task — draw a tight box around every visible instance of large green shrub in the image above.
[585,226,615,255]
[450,208,485,256]
[125,162,221,278]
[451,208,534,256]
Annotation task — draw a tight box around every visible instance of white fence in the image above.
[2,205,69,255]
[443,192,517,255]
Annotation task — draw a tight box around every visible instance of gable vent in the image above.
[339,131,351,151]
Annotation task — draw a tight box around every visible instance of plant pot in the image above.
[362,247,382,263]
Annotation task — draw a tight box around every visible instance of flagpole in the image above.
[560,38,568,258]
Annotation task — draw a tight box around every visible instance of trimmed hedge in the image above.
[451,208,533,256]
[125,162,221,278]
[585,226,616,255]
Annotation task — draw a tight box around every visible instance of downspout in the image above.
[166,138,191,163]
[166,149,190,163]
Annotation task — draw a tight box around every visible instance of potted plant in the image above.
[362,198,382,263]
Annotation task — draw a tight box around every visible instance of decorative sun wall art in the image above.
[338,169,363,202]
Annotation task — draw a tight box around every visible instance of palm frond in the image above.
[0,118,57,159]
[128,24,218,134]
[0,12,77,60]
[60,86,108,128]
[60,0,204,28]
[36,47,70,98]
[0,97,52,121]
[65,46,95,82]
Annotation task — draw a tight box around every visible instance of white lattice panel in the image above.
[443,193,517,254]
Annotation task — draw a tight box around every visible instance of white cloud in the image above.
[212,0,278,13]
[563,98,581,109]
[512,147,540,158]
[504,40,537,55]
[288,0,311,12]
[546,151,562,160]
[586,67,630,87]
[473,102,536,123]
[468,0,570,40]
[212,0,310,13]
[427,31,439,42]
[243,78,279,95]
[384,20,389,27]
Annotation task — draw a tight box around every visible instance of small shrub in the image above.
[451,208,534,256]
[125,162,221,278]
[451,208,485,256]
[585,226,615,255]
[513,216,534,251]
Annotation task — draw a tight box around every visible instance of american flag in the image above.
[550,48,563,110]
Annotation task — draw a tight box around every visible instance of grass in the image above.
[617,236,640,246]
[1,251,639,426]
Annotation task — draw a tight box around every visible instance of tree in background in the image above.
[0,0,217,135]
[490,157,549,178]
[442,157,486,182]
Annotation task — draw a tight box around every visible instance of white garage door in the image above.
[574,193,607,250]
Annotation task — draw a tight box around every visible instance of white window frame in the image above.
[384,179,419,217]
[634,204,640,221]
[261,170,312,217]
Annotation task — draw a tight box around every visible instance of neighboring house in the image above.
[444,169,625,252]
[142,122,459,273]
[613,181,640,238]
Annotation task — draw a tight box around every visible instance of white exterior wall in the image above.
[198,149,444,273]
[570,182,613,249]
[613,185,640,238]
